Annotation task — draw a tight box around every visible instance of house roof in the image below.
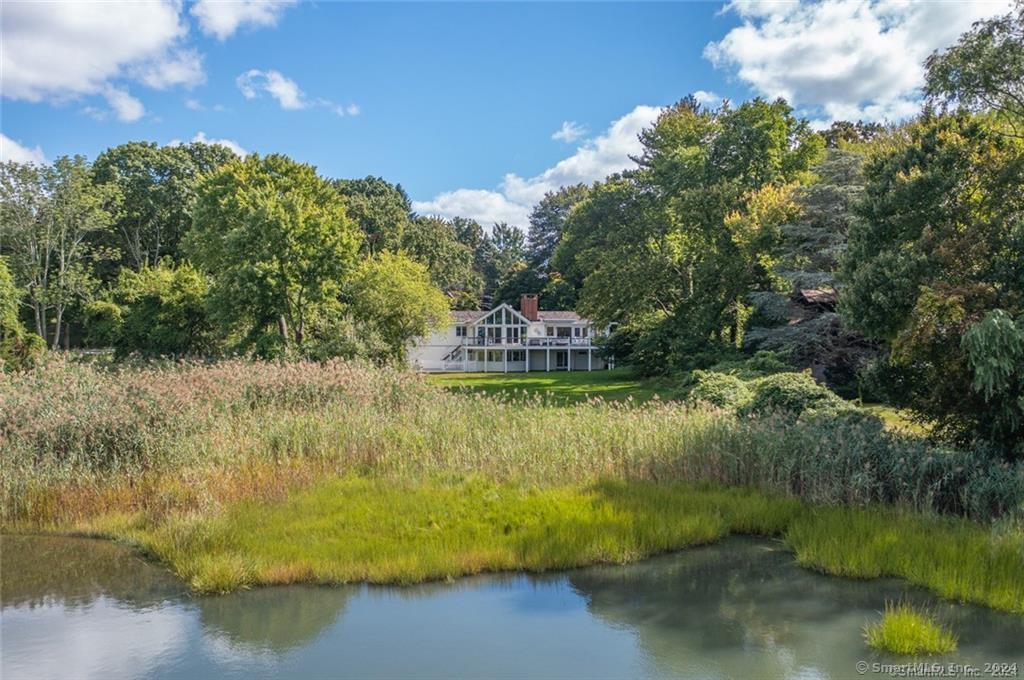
[450,308,585,324]
[537,311,581,322]
[795,288,838,309]
[451,310,485,323]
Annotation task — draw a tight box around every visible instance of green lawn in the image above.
[427,367,682,404]
[861,403,933,436]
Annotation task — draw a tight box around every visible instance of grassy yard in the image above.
[428,367,683,404]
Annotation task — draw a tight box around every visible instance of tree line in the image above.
[2,3,1022,460]
[0,143,542,364]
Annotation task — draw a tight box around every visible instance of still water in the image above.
[2,535,1022,679]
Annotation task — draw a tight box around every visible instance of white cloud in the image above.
[185,98,204,111]
[191,0,298,41]
[1,133,47,165]
[0,0,195,121]
[413,105,661,227]
[693,90,723,108]
[413,189,532,228]
[237,69,357,116]
[104,86,146,122]
[171,131,248,157]
[705,0,1012,124]
[552,121,587,143]
[236,69,307,109]
[501,105,660,207]
[133,49,205,90]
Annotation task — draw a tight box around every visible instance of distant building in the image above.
[408,294,613,372]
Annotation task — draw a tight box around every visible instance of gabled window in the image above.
[455,326,466,337]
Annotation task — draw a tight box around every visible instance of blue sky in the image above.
[1,1,1011,227]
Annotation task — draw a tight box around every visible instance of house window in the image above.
[556,352,568,368]
[573,327,581,337]
[455,326,466,337]
[546,326,554,336]
[510,351,525,362]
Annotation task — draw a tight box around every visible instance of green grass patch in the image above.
[864,602,958,655]
[427,368,682,405]
[81,477,1024,614]
[110,479,799,593]
[786,506,1024,613]
[861,404,932,436]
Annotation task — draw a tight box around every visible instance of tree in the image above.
[526,184,589,268]
[86,262,215,358]
[92,141,236,271]
[333,176,412,254]
[0,256,44,370]
[346,252,450,361]
[558,97,823,372]
[187,154,362,352]
[401,216,482,309]
[476,222,526,299]
[822,120,886,148]
[962,310,1024,457]
[925,1,1024,136]
[1,157,119,349]
[743,149,877,389]
[840,113,1024,456]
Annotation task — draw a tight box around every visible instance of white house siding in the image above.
[407,326,461,371]
[407,301,610,373]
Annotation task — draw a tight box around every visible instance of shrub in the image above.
[706,350,790,380]
[686,370,753,408]
[0,257,44,372]
[741,371,845,417]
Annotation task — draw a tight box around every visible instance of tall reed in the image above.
[2,357,1022,526]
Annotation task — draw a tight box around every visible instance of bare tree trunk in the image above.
[51,306,63,350]
[278,315,290,344]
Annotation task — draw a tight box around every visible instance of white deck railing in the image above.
[461,337,596,347]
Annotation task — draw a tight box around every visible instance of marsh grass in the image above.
[79,479,803,594]
[62,478,1024,612]
[864,602,958,655]
[3,359,1023,608]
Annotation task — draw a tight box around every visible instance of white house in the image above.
[409,294,613,372]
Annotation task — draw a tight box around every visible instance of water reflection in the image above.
[568,538,1024,678]
[2,534,1022,680]
[197,585,350,654]
[1,534,183,609]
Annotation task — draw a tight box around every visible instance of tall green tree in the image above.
[840,114,1024,455]
[401,216,482,309]
[333,176,412,254]
[92,141,236,271]
[925,1,1024,136]
[558,97,823,372]
[0,157,120,349]
[526,184,589,268]
[0,256,44,370]
[187,154,362,352]
[346,251,450,361]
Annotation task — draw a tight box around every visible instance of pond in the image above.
[2,535,1022,679]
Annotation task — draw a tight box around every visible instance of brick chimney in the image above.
[520,294,539,321]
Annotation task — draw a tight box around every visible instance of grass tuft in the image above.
[864,602,958,655]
